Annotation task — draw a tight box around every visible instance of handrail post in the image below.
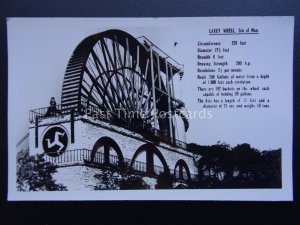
[35,115,39,148]
[71,109,75,143]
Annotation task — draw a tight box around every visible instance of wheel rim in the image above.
[61,29,188,135]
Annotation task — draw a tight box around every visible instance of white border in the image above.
[8,17,294,201]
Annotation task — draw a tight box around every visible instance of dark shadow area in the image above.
[189,142,282,188]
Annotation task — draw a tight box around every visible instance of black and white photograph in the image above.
[7,17,293,200]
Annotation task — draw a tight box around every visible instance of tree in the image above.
[232,143,262,187]
[257,149,282,188]
[193,143,233,188]
[17,153,67,191]
[190,142,282,188]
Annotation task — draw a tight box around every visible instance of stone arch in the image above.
[130,144,170,177]
[91,136,124,166]
[174,159,191,181]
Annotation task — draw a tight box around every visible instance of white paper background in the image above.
[7,17,294,201]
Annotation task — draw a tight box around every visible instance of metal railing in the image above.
[131,160,147,173]
[41,149,197,181]
[29,101,86,122]
[150,128,187,150]
[137,36,183,72]
[29,104,63,122]
[173,170,197,181]
[43,149,91,164]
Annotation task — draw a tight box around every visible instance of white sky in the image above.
[8,17,293,152]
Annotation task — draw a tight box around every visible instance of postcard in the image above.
[7,17,294,200]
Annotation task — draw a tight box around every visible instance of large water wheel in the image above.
[61,29,188,139]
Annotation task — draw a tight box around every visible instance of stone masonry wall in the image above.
[29,115,197,175]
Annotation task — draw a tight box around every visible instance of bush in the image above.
[94,170,122,190]
[17,152,67,191]
[94,167,149,190]
[119,175,149,190]
[155,172,174,189]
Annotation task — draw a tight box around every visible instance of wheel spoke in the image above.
[115,38,135,110]
[76,34,169,132]
[84,66,119,111]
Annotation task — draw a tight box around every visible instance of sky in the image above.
[7,17,293,152]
